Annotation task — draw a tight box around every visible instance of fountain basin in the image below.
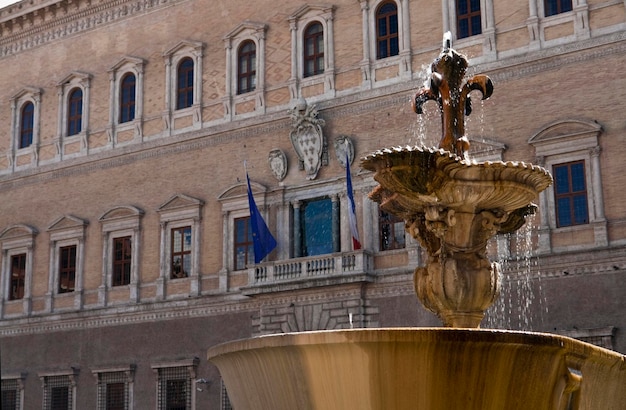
[208,328,626,410]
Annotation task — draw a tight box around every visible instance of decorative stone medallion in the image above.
[288,99,326,180]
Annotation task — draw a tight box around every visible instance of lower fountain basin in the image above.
[208,328,626,410]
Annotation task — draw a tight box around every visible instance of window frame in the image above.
[39,369,79,410]
[176,57,195,110]
[157,194,203,299]
[119,73,137,123]
[378,209,406,251]
[1,374,26,410]
[0,224,37,318]
[99,205,143,306]
[375,0,399,59]
[529,119,606,252]
[47,215,88,312]
[237,40,257,95]
[288,4,336,99]
[56,72,91,158]
[553,160,589,228]
[58,244,77,294]
[170,225,192,279]
[163,40,204,134]
[112,236,133,286]
[544,0,573,17]
[456,0,482,39]
[19,101,34,149]
[234,216,254,271]
[224,21,267,119]
[298,196,335,257]
[92,365,135,410]
[303,22,325,78]
[108,56,145,146]
[151,358,199,410]
[10,87,42,169]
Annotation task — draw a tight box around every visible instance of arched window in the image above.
[237,40,256,94]
[120,73,136,123]
[67,88,83,136]
[376,1,399,59]
[176,58,194,110]
[303,22,324,78]
[19,102,34,149]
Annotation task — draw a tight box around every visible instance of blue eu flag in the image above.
[247,173,277,263]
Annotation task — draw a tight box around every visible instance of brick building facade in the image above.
[0,0,625,408]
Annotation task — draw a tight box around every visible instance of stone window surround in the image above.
[162,40,204,135]
[529,119,606,253]
[56,72,92,159]
[359,0,412,87]
[107,56,146,146]
[217,181,271,292]
[287,4,336,101]
[151,358,199,410]
[156,194,203,300]
[45,215,88,313]
[9,87,42,170]
[1,373,27,410]
[92,364,136,410]
[526,0,589,51]
[39,367,79,410]
[98,206,144,307]
[0,224,37,319]
[223,21,267,120]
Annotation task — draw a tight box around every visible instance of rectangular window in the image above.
[301,198,333,256]
[379,210,406,251]
[234,217,254,270]
[43,375,73,410]
[96,371,129,410]
[1,379,20,410]
[9,253,26,300]
[457,0,482,39]
[157,367,191,410]
[553,161,588,227]
[545,0,572,17]
[171,227,192,279]
[376,2,399,59]
[58,245,77,293]
[112,236,132,286]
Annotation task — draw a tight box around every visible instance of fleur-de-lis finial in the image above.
[412,32,494,158]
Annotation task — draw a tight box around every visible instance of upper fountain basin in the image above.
[361,146,553,216]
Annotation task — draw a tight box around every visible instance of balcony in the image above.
[242,250,375,296]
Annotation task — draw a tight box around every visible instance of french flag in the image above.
[346,153,362,250]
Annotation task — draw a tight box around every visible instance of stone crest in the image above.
[288,99,327,180]
[334,136,355,168]
[268,149,288,181]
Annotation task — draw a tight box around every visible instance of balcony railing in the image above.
[247,250,374,288]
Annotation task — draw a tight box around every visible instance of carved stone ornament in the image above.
[288,99,326,180]
[334,136,355,169]
[268,149,288,181]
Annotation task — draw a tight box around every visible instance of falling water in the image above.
[484,214,547,330]
[408,64,441,147]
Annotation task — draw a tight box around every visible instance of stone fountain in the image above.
[207,36,626,410]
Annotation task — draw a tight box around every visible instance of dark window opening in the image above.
[67,88,83,136]
[545,0,572,17]
[112,236,132,286]
[237,41,257,94]
[304,22,324,77]
[120,73,136,123]
[9,253,26,300]
[58,245,77,293]
[176,58,194,110]
[19,101,34,148]
[379,210,406,251]
[300,198,333,257]
[234,217,254,270]
[171,227,192,279]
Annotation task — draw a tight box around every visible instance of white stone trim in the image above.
[287,4,336,101]
[156,194,204,299]
[529,119,606,253]
[56,72,92,160]
[9,87,42,171]
[0,224,37,319]
[162,40,204,136]
[442,0,496,62]
[46,215,88,312]
[223,21,267,119]
[107,56,146,147]
[99,206,144,306]
[359,0,413,88]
